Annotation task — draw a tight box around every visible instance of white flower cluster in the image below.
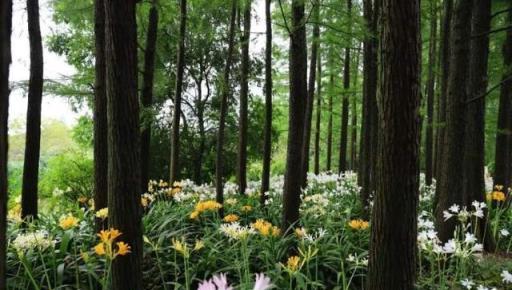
[11,231,55,253]
[346,253,368,267]
[442,201,486,222]
[219,222,255,240]
[460,278,499,290]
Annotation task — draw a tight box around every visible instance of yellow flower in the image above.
[295,227,306,238]
[241,205,252,212]
[171,238,189,258]
[251,219,280,237]
[223,214,240,223]
[173,181,182,188]
[225,198,238,205]
[491,191,506,202]
[190,210,200,220]
[194,200,222,213]
[97,228,122,244]
[286,255,301,272]
[94,243,106,256]
[348,219,369,230]
[495,185,504,191]
[141,196,149,208]
[116,241,131,256]
[159,180,168,187]
[8,203,22,222]
[193,240,204,251]
[95,208,109,220]
[59,214,79,230]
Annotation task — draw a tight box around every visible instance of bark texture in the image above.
[22,0,44,220]
[282,0,307,231]
[339,0,352,173]
[425,1,437,186]
[314,52,322,175]
[237,0,251,195]
[367,0,421,288]
[104,0,143,288]
[0,0,12,288]
[435,0,473,243]
[261,0,272,204]
[301,0,319,187]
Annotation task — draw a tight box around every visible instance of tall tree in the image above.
[170,0,187,184]
[493,8,512,190]
[0,0,12,288]
[339,0,352,173]
[367,0,421,288]
[358,0,379,209]
[434,0,453,184]
[237,0,251,195]
[435,0,473,243]
[350,45,361,170]
[326,73,333,171]
[93,0,108,231]
[313,51,322,175]
[140,0,159,188]
[425,0,438,186]
[301,0,320,187]
[215,0,237,211]
[463,0,494,251]
[261,0,272,203]
[22,0,44,220]
[104,0,143,288]
[282,0,307,231]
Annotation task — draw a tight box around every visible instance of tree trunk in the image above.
[0,0,12,288]
[215,0,237,212]
[282,0,307,231]
[435,0,473,243]
[170,0,187,184]
[301,0,319,187]
[261,0,272,204]
[326,73,333,171]
[237,0,251,195]
[313,52,322,175]
[425,0,438,186]
[93,0,108,231]
[104,0,143,288]
[367,0,421,288]
[22,0,44,220]
[493,9,512,190]
[338,0,352,174]
[358,0,379,210]
[434,0,453,187]
[140,0,159,189]
[463,0,495,252]
[350,45,361,170]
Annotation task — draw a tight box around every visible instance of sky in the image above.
[9,0,270,128]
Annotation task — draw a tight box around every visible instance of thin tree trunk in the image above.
[350,45,361,170]
[339,0,352,174]
[313,51,322,175]
[215,0,237,213]
[435,0,473,243]
[434,0,453,186]
[261,0,272,204]
[22,0,44,220]
[425,0,438,186]
[170,0,187,184]
[0,0,12,288]
[238,0,251,195]
[326,73,333,171]
[367,0,421,288]
[93,0,108,231]
[282,0,307,231]
[104,0,142,288]
[493,8,512,190]
[301,0,319,187]
[463,0,495,252]
[358,0,379,211]
[140,0,159,189]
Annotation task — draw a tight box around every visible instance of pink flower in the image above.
[253,273,273,290]
[198,280,216,290]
